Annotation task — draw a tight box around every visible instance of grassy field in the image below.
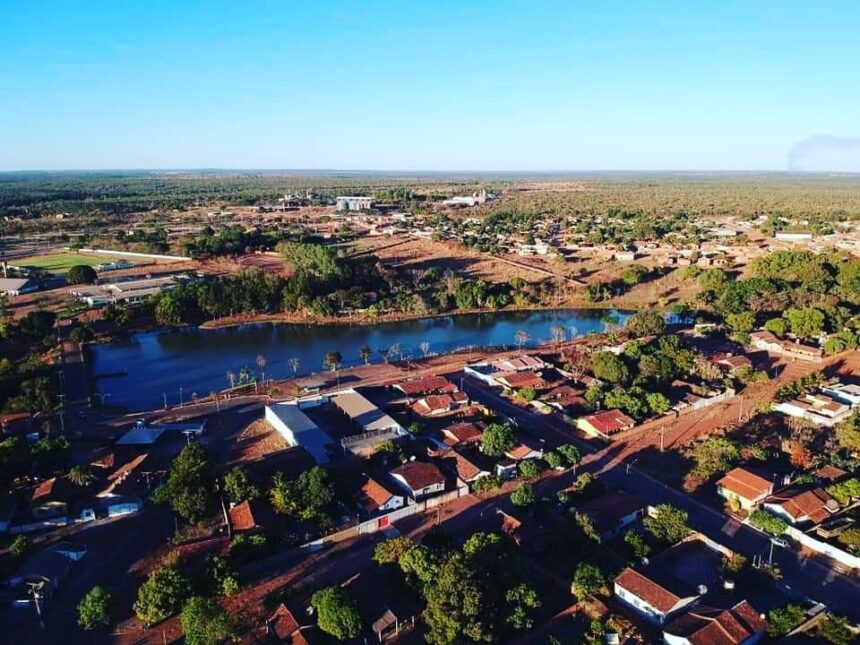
[16,252,132,274]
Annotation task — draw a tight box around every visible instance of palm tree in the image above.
[288,357,300,376]
[256,354,267,382]
[238,367,250,385]
[68,465,90,487]
[378,348,390,364]
[226,370,236,388]
[515,330,530,350]
[390,343,402,360]
[359,345,372,365]
[324,351,342,372]
[420,341,431,357]
[550,325,566,348]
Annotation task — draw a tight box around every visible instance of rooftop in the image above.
[717,467,773,501]
[390,460,446,491]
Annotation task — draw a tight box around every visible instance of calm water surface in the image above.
[90,309,627,411]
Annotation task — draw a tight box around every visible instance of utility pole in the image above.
[179,385,184,406]
[163,392,168,410]
[659,426,666,452]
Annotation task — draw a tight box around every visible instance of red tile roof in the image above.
[664,601,766,645]
[441,421,484,446]
[615,567,681,614]
[448,451,486,482]
[717,467,773,503]
[229,500,260,532]
[356,477,398,512]
[28,477,58,503]
[582,409,635,435]
[499,371,546,389]
[766,488,835,524]
[396,376,456,396]
[268,603,301,640]
[390,461,446,491]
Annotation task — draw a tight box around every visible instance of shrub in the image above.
[77,586,115,630]
[749,509,787,536]
[67,264,97,285]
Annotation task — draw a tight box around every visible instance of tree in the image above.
[511,482,535,507]
[288,356,300,375]
[373,536,416,565]
[505,583,541,630]
[726,311,756,335]
[624,530,651,559]
[784,307,826,339]
[515,329,530,349]
[518,459,541,479]
[625,311,665,338]
[819,615,853,645]
[78,586,115,630]
[571,563,606,601]
[764,317,788,337]
[323,351,342,371]
[256,354,267,381]
[766,604,805,637]
[644,504,691,543]
[70,325,95,343]
[222,466,259,505]
[68,465,91,486]
[558,444,581,465]
[311,587,362,641]
[591,352,629,384]
[836,413,860,452]
[517,386,536,402]
[133,565,192,626]
[180,596,234,645]
[544,451,566,470]
[9,534,30,558]
[359,344,372,364]
[481,423,516,457]
[67,264,97,285]
[692,436,740,479]
[647,392,671,415]
[749,509,787,536]
[269,466,335,521]
[826,478,860,506]
[151,443,212,523]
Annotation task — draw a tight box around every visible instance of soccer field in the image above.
[16,252,131,274]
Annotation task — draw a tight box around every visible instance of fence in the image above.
[785,526,860,570]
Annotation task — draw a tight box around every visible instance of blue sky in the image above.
[2,1,859,171]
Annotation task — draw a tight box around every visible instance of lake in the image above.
[90,309,628,411]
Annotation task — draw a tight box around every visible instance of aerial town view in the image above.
[2,2,860,645]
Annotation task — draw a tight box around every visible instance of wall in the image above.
[71,247,191,262]
[785,526,860,569]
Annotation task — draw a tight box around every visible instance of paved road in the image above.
[459,373,860,621]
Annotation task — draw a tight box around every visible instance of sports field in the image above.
[16,252,132,274]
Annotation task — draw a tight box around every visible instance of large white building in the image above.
[265,402,335,464]
[336,196,373,212]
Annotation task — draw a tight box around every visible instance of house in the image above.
[393,376,457,398]
[541,385,587,412]
[389,461,446,500]
[821,382,860,406]
[495,371,546,390]
[663,601,767,645]
[444,451,490,485]
[494,459,519,480]
[265,603,324,643]
[10,542,87,604]
[772,392,851,427]
[748,331,823,362]
[25,477,73,520]
[355,477,404,516]
[265,402,335,464]
[229,499,276,533]
[440,421,484,447]
[763,487,838,525]
[614,567,700,625]
[411,391,469,416]
[577,409,636,438]
[713,355,753,374]
[574,491,646,542]
[717,467,774,510]
[0,277,38,296]
[505,441,544,462]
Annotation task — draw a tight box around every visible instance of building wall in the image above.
[613,583,667,624]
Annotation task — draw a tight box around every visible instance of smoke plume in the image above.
[787,134,860,171]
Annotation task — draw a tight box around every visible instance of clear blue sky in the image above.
[2,1,859,171]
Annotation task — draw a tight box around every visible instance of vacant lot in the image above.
[15,251,129,273]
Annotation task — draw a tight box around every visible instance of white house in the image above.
[355,477,404,516]
[0,277,38,296]
[613,567,699,625]
[336,196,373,211]
[821,382,860,406]
[716,467,774,510]
[389,461,446,500]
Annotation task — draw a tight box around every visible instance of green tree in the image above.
[269,466,334,521]
[505,583,541,630]
[151,443,212,523]
[825,478,860,506]
[591,352,629,384]
[77,586,115,630]
[373,536,416,565]
[643,504,691,543]
[359,344,372,364]
[784,307,826,339]
[624,311,665,338]
[323,350,342,371]
[764,317,788,337]
[624,530,651,559]
[749,509,787,536]
[481,423,516,457]
[819,615,853,645]
[511,482,535,507]
[9,534,30,559]
[571,563,606,601]
[133,565,192,626]
[558,444,581,465]
[646,392,671,415]
[766,604,805,637]
[180,596,234,645]
[726,311,756,334]
[692,436,740,479]
[70,325,95,343]
[518,460,541,479]
[222,466,259,505]
[517,386,536,402]
[67,264,98,285]
[310,587,362,641]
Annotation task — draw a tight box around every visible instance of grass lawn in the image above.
[16,252,133,274]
